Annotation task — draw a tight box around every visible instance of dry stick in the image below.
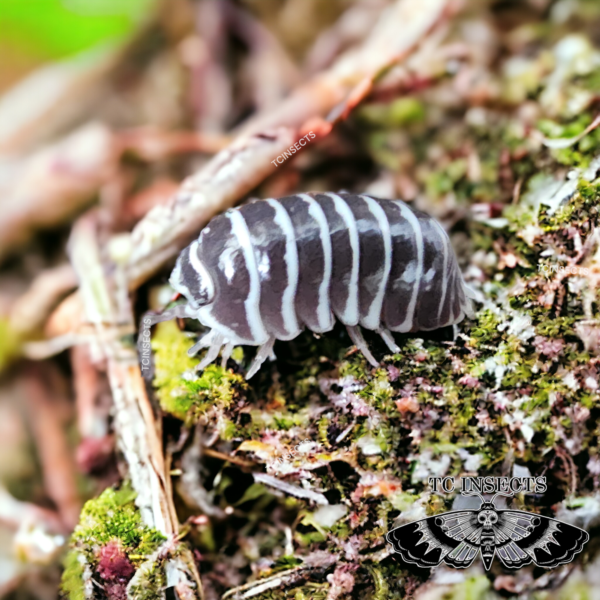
[0,122,118,263]
[238,0,453,137]
[71,344,108,441]
[9,263,78,336]
[221,566,311,600]
[124,127,297,288]
[68,212,204,600]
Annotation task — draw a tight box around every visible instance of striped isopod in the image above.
[169,192,473,378]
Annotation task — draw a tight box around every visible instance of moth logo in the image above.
[386,477,588,571]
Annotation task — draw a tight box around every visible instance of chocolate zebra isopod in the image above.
[169,192,473,378]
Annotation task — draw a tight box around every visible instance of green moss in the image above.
[469,310,502,345]
[425,169,455,198]
[151,320,199,418]
[71,484,165,561]
[359,97,425,127]
[387,98,426,126]
[152,320,246,422]
[250,407,311,431]
[186,365,246,411]
[535,316,576,338]
[538,114,592,140]
[61,551,86,600]
[62,485,167,600]
[127,560,167,600]
[367,565,390,600]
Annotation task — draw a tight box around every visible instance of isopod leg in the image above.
[246,337,276,379]
[196,333,225,371]
[187,340,205,357]
[346,325,379,368]
[377,327,400,354]
[221,342,234,368]
[187,329,215,357]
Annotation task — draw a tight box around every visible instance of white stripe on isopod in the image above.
[393,202,423,332]
[266,198,301,339]
[188,239,215,302]
[227,209,269,344]
[360,195,392,330]
[298,193,334,332]
[324,192,360,326]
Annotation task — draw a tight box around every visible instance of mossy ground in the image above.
[146,174,600,599]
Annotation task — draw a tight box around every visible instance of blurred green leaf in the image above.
[0,0,156,60]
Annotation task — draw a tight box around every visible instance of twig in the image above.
[0,47,117,154]
[253,473,329,506]
[239,0,453,137]
[202,447,257,469]
[9,263,78,336]
[221,566,310,600]
[68,211,204,599]
[178,428,227,518]
[0,123,117,263]
[124,127,297,288]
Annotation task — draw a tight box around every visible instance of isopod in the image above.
[169,192,472,378]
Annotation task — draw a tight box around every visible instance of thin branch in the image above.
[68,211,204,599]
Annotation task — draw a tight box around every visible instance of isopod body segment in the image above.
[170,192,472,377]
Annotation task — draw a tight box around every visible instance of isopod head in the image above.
[169,239,215,310]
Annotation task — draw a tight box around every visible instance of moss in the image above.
[151,320,199,418]
[469,310,502,346]
[185,365,246,413]
[62,485,167,599]
[535,316,577,338]
[359,97,425,127]
[70,484,165,562]
[127,560,167,600]
[152,320,246,422]
[61,551,86,600]
[367,565,390,600]
[537,115,600,168]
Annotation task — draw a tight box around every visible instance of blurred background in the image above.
[0,0,155,90]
